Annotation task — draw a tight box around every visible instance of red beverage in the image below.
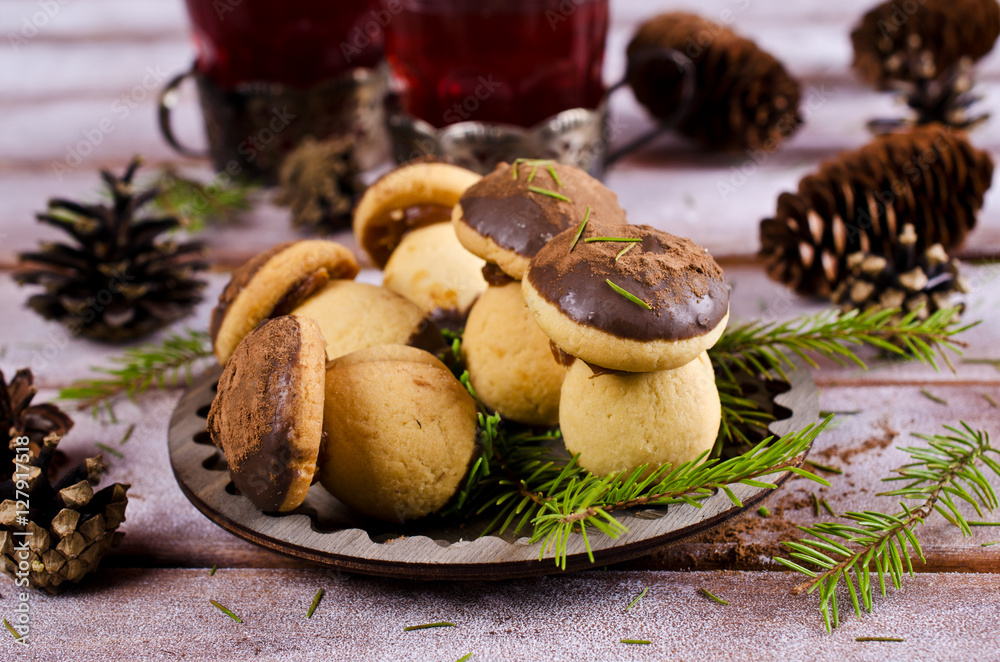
[385,0,609,128]
[183,0,384,89]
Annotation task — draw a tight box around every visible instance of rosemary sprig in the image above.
[403,622,456,631]
[804,459,843,475]
[776,423,999,632]
[625,587,648,611]
[568,206,590,253]
[210,600,243,623]
[527,186,571,202]
[606,279,652,310]
[95,442,124,459]
[306,589,324,619]
[615,243,637,262]
[698,588,729,605]
[58,329,212,417]
[3,619,20,641]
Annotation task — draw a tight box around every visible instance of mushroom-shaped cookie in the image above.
[353,161,482,268]
[320,345,479,522]
[291,280,445,361]
[523,222,730,372]
[207,315,327,513]
[453,160,626,280]
[210,240,359,364]
[559,352,721,478]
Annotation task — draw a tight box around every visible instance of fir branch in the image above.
[776,423,999,632]
[528,420,831,569]
[709,307,971,383]
[153,166,254,232]
[58,328,212,417]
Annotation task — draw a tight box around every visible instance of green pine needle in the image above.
[306,589,324,619]
[95,442,124,459]
[776,423,998,632]
[58,329,212,418]
[620,639,652,645]
[698,588,730,605]
[606,279,652,310]
[456,654,473,662]
[856,637,905,642]
[568,206,591,253]
[527,186,571,202]
[403,622,456,631]
[804,459,843,475]
[210,600,242,623]
[3,619,21,641]
[625,587,648,612]
[152,166,254,232]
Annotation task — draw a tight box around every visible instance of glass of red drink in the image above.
[160,0,390,182]
[384,0,611,173]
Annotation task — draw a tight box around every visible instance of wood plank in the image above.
[1,568,998,660]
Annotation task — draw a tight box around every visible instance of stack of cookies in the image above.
[205,158,730,524]
[522,221,729,478]
[207,239,478,522]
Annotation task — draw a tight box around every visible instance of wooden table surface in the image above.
[2,0,999,660]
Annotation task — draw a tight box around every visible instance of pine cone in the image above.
[0,374,128,594]
[760,124,993,297]
[851,0,1000,89]
[627,12,802,151]
[15,158,208,343]
[275,137,365,233]
[832,224,968,320]
[0,367,73,465]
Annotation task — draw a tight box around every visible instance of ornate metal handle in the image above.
[157,67,209,158]
[604,47,697,167]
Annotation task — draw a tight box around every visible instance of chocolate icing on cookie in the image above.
[527,222,729,342]
[361,204,453,269]
[458,162,625,260]
[209,241,294,344]
[207,316,321,513]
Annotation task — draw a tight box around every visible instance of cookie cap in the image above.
[353,161,481,268]
[207,315,327,513]
[210,240,359,364]
[528,222,729,341]
[453,161,626,279]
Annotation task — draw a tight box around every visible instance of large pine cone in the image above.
[627,12,802,151]
[851,0,1000,88]
[15,158,208,343]
[760,124,993,297]
[1,427,128,594]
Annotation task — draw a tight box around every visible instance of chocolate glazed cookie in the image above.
[207,315,327,513]
[453,161,626,279]
[523,222,730,372]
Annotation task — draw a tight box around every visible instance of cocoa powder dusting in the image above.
[527,221,730,341]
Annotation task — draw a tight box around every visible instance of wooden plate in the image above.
[168,363,818,580]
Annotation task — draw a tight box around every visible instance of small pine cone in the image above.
[851,0,1000,88]
[275,137,366,233]
[1,428,128,594]
[0,368,73,471]
[760,124,993,297]
[627,12,802,151]
[15,158,208,343]
[832,224,968,323]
